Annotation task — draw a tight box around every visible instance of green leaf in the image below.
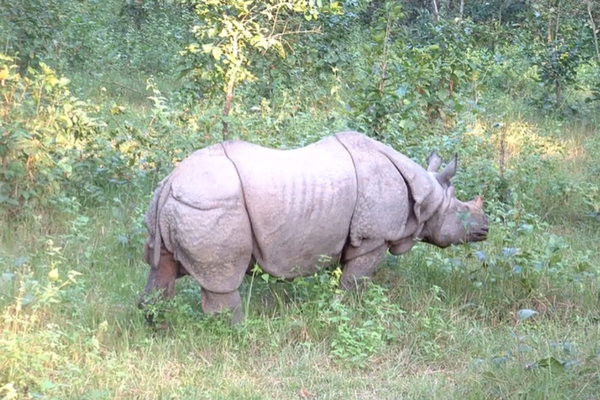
[58,77,70,87]
[21,294,35,306]
[13,256,29,267]
[535,357,564,374]
[482,371,501,381]
[40,380,57,391]
[212,46,223,60]
[1,272,14,281]
[437,89,449,100]
[517,309,538,320]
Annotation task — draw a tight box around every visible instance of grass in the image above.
[2,231,599,399]
[1,107,600,399]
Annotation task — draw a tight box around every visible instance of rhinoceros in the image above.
[139,131,488,323]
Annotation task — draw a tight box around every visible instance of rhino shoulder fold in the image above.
[380,145,444,225]
[350,134,443,225]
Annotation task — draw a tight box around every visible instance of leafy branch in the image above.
[186,0,338,139]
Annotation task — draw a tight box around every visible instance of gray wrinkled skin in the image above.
[139,131,489,323]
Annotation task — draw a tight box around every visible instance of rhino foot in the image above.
[201,288,243,325]
[341,243,387,290]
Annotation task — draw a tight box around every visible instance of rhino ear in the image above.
[427,152,443,172]
[438,155,457,184]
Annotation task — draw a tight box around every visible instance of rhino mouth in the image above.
[466,211,489,242]
[466,224,489,242]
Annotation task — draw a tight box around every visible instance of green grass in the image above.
[1,112,600,399]
[0,200,600,399]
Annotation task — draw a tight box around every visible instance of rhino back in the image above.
[223,137,357,277]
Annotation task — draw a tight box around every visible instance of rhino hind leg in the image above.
[139,249,179,303]
[201,288,243,325]
[340,242,387,290]
[138,249,181,324]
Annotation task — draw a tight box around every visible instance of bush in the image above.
[0,55,105,210]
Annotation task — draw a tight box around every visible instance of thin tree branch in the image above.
[586,0,600,63]
[555,0,561,40]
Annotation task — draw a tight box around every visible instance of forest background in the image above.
[1,0,600,398]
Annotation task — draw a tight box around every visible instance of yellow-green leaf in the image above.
[48,268,60,281]
[212,46,223,60]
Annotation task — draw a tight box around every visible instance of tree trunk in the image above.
[222,76,235,140]
[555,0,561,40]
[547,0,554,43]
[432,0,439,21]
[555,78,561,108]
[459,0,464,21]
[222,34,239,140]
[586,0,600,63]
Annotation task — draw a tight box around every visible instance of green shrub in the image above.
[0,55,105,210]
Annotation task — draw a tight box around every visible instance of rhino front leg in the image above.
[201,288,243,325]
[340,240,387,290]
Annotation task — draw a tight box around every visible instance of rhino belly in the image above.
[223,137,357,278]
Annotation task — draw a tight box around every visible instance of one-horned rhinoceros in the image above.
[139,131,488,323]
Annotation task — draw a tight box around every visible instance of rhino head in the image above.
[418,153,489,248]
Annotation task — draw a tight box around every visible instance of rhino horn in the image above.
[427,152,443,172]
[438,155,457,184]
[474,195,484,208]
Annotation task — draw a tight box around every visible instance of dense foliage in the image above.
[1,0,599,398]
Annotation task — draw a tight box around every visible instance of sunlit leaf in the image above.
[67,270,82,282]
[492,355,508,365]
[40,380,56,391]
[13,256,29,267]
[473,251,486,261]
[212,46,223,60]
[48,268,60,281]
[516,345,532,353]
[517,309,538,320]
[116,235,129,244]
[21,294,35,306]
[1,272,14,281]
[502,247,519,257]
[58,77,70,87]
[535,357,564,374]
